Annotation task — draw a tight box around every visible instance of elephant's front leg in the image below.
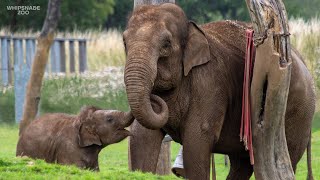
[183,121,216,180]
[129,120,165,173]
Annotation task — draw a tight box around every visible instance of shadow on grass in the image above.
[0,159,13,167]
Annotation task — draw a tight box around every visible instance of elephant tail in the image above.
[307,130,314,180]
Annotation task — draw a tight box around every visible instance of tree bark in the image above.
[156,142,171,175]
[19,0,61,134]
[134,0,174,8]
[245,0,294,179]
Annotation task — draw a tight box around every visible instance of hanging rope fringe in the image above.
[240,29,255,165]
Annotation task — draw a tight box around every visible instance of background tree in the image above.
[20,0,61,133]
[105,0,134,29]
[0,0,319,31]
[0,0,114,31]
[105,0,320,30]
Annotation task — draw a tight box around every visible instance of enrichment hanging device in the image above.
[240,29,255,165]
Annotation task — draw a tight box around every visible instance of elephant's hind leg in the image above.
[226,155,253,180]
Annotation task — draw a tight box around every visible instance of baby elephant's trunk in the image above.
[120,111,135,127]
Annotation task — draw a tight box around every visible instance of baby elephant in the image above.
[16,106,134,170]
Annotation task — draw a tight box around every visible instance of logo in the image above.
[7,6,40,15]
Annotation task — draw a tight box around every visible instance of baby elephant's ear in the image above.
[78,122,102,147]
[183,21,211,76]
[78,106,102,147]
[79,106,101,123]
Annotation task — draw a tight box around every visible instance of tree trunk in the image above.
[19,0,61,134]
[156,142,171,175]
[128,0,175,175]
[245,0,294,179]
[134,0,175,8]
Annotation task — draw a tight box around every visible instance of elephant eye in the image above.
[106,117,114,123]
[160,39,171,57]
[163,40,171,49]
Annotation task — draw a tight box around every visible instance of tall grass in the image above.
[289,18,320,111]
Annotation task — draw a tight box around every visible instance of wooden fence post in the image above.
[79,40,87,73]
[69,40,75,73]
[1,38,9,86]
[26,39,35,66]
[14,38,31,123]
[58,40,66,73]
[7,39,13,85]
[50,41,60,73]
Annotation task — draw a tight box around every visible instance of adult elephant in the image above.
[123,3,315,180]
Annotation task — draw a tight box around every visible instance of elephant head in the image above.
[123,3,210,129]
[78,106,134,147]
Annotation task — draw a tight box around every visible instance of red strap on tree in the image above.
[240,29,255,165]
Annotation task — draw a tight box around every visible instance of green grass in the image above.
[0,88,15,124]
[313,112,320,132]
[0,125,226,179]
[0,125,319,179]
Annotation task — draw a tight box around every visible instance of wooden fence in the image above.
[0,36,88,122]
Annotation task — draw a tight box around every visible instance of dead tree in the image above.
[19,0,61,134]
[134,0,175,8]
[245,0,295,179]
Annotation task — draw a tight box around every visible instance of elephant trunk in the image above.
[124,58,169,130]
[119,111,135,128]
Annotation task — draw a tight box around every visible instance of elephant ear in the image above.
[78,106,102,147]
[183,21,211,76]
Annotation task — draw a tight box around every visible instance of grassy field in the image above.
[0,125,319,180]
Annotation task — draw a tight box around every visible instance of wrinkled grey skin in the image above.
[16,106,134,170]
[124,3,315,180]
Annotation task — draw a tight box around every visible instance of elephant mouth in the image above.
[152,87,175,98]
[153,78,176,92]
[117,128,133,136]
